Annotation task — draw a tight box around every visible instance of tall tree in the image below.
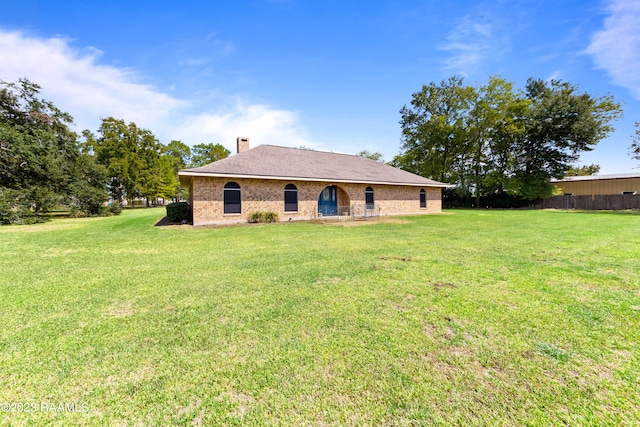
[467,76,529,207]
[157,155,180,201]
[136,129,164,206]
[482,82,529,200]
[512,79,622,199]
[85,118,165,206]
[67,152,110,216]
[190,143,230,167]
[166,140,191,170]
[162,140,191,201]
[0,78,108,223]
[356,150,384,162]
[566,164,600,176]
[395,76,622,205]
[631,122,640,162]
[395,76,476,185]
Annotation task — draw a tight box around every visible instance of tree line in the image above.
[1,75,635,224]
[392,76,624,207]
[0,78,229,224]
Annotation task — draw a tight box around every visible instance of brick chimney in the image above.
[236,137,250,154]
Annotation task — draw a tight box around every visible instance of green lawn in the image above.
[1,208,639,426]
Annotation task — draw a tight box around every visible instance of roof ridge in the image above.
[258,144,381,160]
[179,143,451,187]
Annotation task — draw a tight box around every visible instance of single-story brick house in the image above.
[179,138,450,226]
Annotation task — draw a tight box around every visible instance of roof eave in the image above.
[177,171,451,188]
[179,174,192,188]
[552,173,640,183]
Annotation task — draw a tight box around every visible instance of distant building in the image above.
[543,173,640,210]
[179,137,450,226]
[551,173,640,196]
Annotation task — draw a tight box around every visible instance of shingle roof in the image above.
[179,144,449,187]
[552,172,640,183]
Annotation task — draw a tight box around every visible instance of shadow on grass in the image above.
[155,216,191,227]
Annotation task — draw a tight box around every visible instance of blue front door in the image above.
[318,186,337,215]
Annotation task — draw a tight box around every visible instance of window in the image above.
[284,184,298,212]
[420,189,426,208]
[223,182,241,214]
[365,186,374,209]
[622,191,636,195]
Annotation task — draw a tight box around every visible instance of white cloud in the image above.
[439,12,506,75]
[169,102,320,151]
[586,0,640,99]
[547,70,563,82]
[0,29,316,151]
[0,30,184,134]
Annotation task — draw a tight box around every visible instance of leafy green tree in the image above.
[356,150,384,162]
[86,118,167,206]
[136,130,164,205]
[166,140,191,170]
[631,122,640,162]
[83,120,134,207]
[0,79,75,214]
[0,78,108,223]
[67,153,110,216]
[158,155,180,201]
[396,75,622,205]
[512,79,622,199]
[466,76,529,207]
[482,83,529,202]
[566,164,600,176]
[190,143,230,167]
[395,76,476,184]
[161,140,191,201]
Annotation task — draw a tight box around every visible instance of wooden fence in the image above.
[541,194,640,210]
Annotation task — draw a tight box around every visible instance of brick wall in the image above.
[191,177,442,225]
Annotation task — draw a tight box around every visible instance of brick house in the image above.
[179,138,450,226]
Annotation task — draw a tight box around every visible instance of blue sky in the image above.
[1,0,639,173]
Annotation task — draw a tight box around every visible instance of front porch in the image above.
[316,203,381,221]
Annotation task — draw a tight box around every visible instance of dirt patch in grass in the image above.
[177,400,204,426]
[104,299,139,318]
[216,391,256,418]
[393,294,415,311]
[433,282,457,292]
[373,255,413,270]
[379,256,413,262]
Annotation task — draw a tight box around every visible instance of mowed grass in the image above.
[1,208,639,426]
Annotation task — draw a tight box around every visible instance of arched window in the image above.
[365,186,374,209]
[284,184,298,212]
[420,189,426,208]
[224,182,241,214]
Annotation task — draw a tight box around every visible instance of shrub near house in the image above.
[166,202,191,223]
